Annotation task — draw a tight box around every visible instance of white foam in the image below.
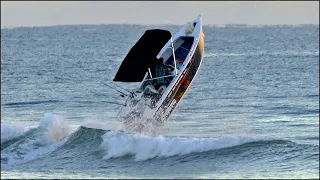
[100,131,257,161]
[81,117,124,131]
[1,123,28,143]
[78,108,164,136]
[1,113,72,167]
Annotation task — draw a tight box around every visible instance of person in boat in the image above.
[154,58,171,90]
[143,58,170,96]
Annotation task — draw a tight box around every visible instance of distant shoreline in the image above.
[1,23,319,30]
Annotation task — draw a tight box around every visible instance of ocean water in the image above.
[1,24,319,179]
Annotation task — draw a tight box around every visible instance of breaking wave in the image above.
[2,117,317,169]
[100,131,257,161]
[1,113,72,166]
[2,115,260,167]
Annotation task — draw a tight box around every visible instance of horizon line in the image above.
[1,23,319,29]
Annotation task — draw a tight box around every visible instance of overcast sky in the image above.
[1,1,319,27]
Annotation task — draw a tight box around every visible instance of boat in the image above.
[113,15,205,133]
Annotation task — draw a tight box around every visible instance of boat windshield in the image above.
[165,36,194,69]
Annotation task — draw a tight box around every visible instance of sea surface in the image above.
[1,23,319,179]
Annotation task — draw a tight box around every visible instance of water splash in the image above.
[1,113,73,166]
[40,113,73,143]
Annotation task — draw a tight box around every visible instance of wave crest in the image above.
[1,113,72,167]
[100,131,257,161]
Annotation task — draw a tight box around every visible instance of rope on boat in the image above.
[102,82,130,97]
[100,82,135,107]
[111,82,134,95]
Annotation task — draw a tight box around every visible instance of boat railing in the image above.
[164,37,178,76]
[170,37,178,76]
[143,74,177,82]
[144,37,180,83]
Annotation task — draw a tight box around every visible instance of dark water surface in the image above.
[1,24,319,178]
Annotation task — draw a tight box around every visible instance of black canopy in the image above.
[113,29,172,82]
